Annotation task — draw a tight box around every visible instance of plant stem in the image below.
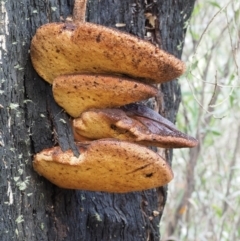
[73,0,87,23]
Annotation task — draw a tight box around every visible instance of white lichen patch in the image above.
[51,7,57,12]
[0,1,9,64]
[7,181,13,205]
[9,103,19,110]
[115,23,126,28]
[0,130,4,146]
[59,118,66,124]
[14,176,30,191]
[15,215,24,224]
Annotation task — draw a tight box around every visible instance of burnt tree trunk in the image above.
[0,0,195,240]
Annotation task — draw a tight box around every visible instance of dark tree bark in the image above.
[0,0,195,240]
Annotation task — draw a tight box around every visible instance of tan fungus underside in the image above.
[33,139,173,193]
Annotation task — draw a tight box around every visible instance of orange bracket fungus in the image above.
[72,104,198,148]
[52,74,158,118]
[33,139,173,193]
[30,22,185,85]
[31,0,197,193]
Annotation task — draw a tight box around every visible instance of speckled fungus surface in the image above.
[30,22,185,85]
[52,74,158,117]
[33,139,173,193]
[30,0,198,193]
[72,104,198,148]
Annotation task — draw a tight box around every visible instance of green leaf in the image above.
[212,204,222,217]
[207,1,221,9]
[211,130,221,136]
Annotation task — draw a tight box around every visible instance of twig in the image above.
[224,7,239,84]
[73,0,87,23]
[219,125,240,240]
[193,0,232,57]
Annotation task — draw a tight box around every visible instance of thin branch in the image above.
[219,125,240,240]
[222,125,240,213]
[73,0,87,23]
[193,0,232,57]
[225,8,239,83]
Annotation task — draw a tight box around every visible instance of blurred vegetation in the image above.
[162,0,240,240]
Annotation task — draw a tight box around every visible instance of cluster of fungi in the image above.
[31,0,198,193]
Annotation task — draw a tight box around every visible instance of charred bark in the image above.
[0,0,195,240]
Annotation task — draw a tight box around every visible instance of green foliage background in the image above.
[162,1,240,240]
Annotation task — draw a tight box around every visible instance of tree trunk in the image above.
[0,0,195,240]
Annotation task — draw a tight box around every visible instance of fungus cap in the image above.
[30,22,185,84]
[53,74,157,117]
[72,104,198,148]
[33,139,173,193]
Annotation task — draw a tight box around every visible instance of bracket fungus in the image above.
[33,139,173,193]
[30,22,185,85]
[31,0,198,193]
[72,104,198,148]
[53,74,158,117]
